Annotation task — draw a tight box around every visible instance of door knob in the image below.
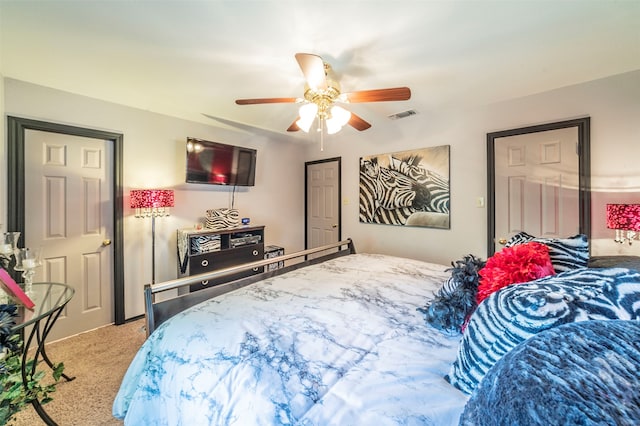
[498,238,507,245]
[102,239,112,246]
[332,224,338,228]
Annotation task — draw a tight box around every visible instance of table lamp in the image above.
[606,203,640,245]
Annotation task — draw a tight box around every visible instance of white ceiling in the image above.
[1,1,639,140]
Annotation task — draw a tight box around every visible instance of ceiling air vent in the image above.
[388,109,418,120]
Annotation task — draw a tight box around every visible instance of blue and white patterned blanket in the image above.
[113,253,468,425]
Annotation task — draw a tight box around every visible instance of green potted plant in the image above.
[0,303,64,424]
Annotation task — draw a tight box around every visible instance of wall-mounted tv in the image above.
[186,138,257,186]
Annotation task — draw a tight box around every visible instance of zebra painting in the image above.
[359,145,450,228]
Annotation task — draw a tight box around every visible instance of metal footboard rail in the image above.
[144,238,355,335]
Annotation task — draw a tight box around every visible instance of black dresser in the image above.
[177,225,265,292]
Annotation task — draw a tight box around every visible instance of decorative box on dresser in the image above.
[177,225,265,293]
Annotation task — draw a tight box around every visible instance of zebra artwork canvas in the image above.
[359,145,450,228]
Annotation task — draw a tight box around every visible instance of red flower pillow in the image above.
[476,242,555,305]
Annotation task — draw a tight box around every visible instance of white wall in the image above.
[2,70,639,319]
[305,70,640,264]
[2,78,306,319]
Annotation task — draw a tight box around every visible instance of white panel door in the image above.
[306,160,340,250]
[495,127,580,249]
[24,130,113,340]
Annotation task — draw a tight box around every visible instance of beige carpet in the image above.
[10,318,147,426]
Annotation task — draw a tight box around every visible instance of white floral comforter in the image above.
[113,253,468,425]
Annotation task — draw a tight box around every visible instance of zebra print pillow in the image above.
[446,267,640,395]
[505,232,589,272]
[503,231,535,246]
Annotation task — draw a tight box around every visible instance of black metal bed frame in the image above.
[144,238,356,335]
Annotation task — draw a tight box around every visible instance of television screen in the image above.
[186,138,256,186]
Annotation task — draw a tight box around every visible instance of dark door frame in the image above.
[6,116,126,325]
[304,157,342,250]
[486,117,591,256]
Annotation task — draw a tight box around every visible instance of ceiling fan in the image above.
[235,53,411,135]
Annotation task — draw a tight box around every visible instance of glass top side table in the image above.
[12,282,74,329]
[10,282,75,426]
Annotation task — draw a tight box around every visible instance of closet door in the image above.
[24,129,114,341]
[487,118,590,255]
[305,158,341,251]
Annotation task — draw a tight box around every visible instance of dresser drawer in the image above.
[189,244,264,291]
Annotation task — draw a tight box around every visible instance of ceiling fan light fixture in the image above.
[297,103,318,132]
[326,105,352,134]
[325,120,340,135]
[234,53,411,141]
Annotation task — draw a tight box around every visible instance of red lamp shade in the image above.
[130,189,174,284]
[606,204,640,231]
[130,189,174,209]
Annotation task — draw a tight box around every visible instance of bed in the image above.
[113,240,469,425]
[113,238,640,425]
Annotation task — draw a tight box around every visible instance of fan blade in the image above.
[295,53,327,90]
[287,118,300,132]
[235,97,298,105]
[343,87,411,103]
[348,112,372,131]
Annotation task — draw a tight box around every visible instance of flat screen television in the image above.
[186,138,257,186]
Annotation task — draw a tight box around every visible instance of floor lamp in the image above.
[130,189,174,284]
